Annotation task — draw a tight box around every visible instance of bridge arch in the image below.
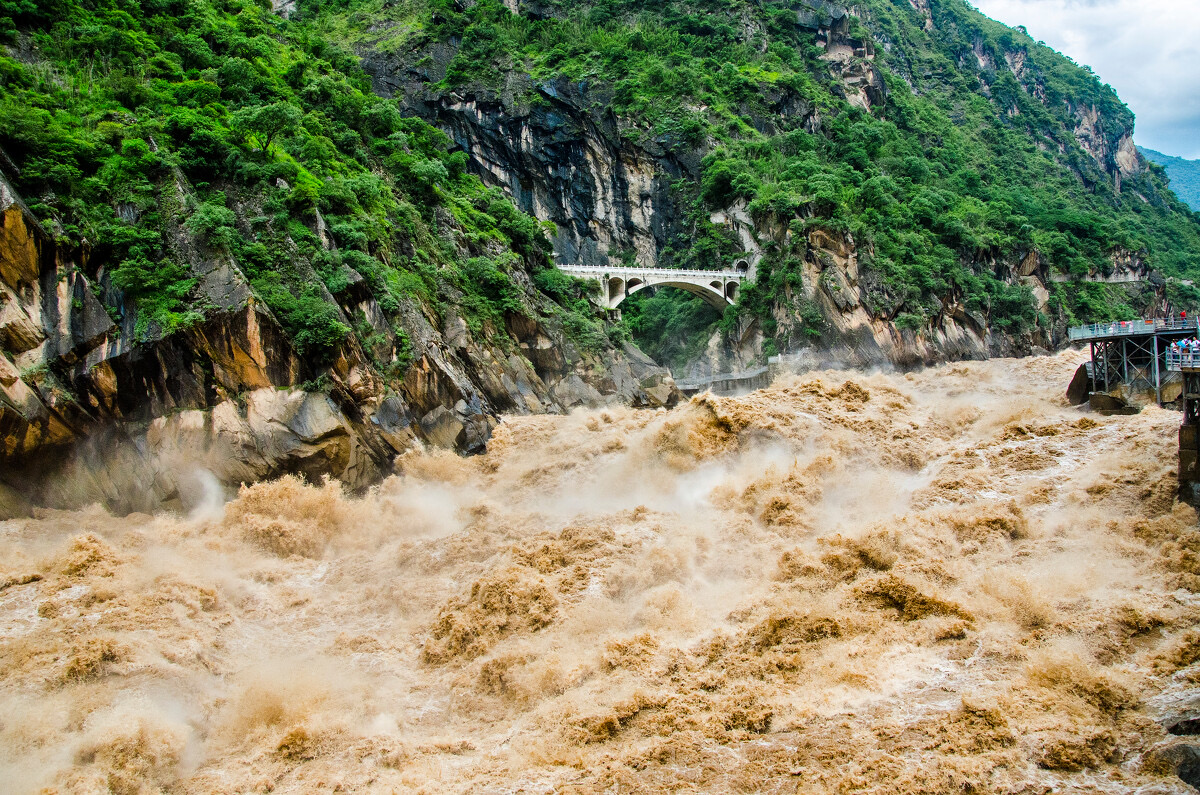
[607,277,624,303]
[618,280,729,310]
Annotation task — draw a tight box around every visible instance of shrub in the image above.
[185,197,237,249]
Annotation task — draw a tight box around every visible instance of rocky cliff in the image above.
[0,171,676,513]
[681,220,1045,376]
[367,60,700,271]
[349,0,1190,377]
[684,222,1175,378]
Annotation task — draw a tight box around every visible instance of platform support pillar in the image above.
[1154,335,1162,406]
[1180,370,1200,505]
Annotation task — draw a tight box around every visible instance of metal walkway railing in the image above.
[1167,349,1200,372]
[1069,316,1199,341]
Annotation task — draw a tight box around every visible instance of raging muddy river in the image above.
[3,351,1200,793]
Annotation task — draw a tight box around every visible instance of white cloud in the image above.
[969,0,1200,158]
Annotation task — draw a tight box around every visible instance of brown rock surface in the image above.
[0,174,678,509]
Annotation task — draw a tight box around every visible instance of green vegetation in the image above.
[534,268,621,354]
[1142,148,1200,212]
[302,0,1200,354]
[3,0,1199,376]
[619,288,722,372]
[0,0,596,366]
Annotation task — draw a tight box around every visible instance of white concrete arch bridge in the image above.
[556,264,751,310]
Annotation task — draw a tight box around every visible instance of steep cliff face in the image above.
[346,0,1195,378]
[686,215,1172,376]
[0,174,676,512]
[859,0,1145,188]
[361,13,820,275]
[365,53,701,270]
[682,216,1048,375]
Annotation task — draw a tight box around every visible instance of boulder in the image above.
[1089,392,1139,415]
[419,405,465,449]
[1143,742,1200,789]
[1066,363,1092,405]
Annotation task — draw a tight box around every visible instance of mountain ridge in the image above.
[1141,147,1200,212]
[322,0,1200,367]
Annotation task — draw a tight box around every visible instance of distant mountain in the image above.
[1142,148,1200,211]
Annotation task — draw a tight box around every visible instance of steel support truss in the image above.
[1090,333,1185,405]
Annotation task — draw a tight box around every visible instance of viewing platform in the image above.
[1167,349,1200,372]
[1070,315,1199,407]
[1070,316,1200,500]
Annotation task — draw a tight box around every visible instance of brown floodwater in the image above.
[3,351,1200,793]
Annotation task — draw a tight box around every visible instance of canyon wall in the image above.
[364,29,1156,379]
[0,174,676,512]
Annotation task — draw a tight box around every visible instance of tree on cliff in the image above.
[231,102,302,154]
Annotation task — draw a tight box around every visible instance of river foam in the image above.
[2,351,1198,793]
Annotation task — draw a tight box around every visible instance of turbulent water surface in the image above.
[4,351,1200,793]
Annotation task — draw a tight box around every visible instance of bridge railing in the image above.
[557,264,748,280]
[1068,316,1199,341]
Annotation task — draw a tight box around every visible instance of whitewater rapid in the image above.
[2,351,1199,793]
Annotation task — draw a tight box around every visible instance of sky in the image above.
[969,0,1200,159]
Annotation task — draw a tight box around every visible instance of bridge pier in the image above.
[1164,346,1200,505]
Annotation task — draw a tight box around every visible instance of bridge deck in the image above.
[558,265,748,281]
[556,263,748,309]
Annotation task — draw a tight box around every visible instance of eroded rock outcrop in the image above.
[682,218,1165,377]
[364,50,818,272]
[1071,104,1145,190]
[0,175,677,511]
[368,63,700,269]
